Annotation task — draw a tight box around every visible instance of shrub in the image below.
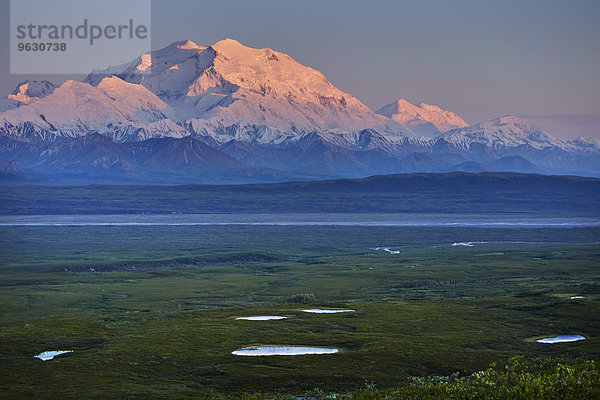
[286,293,316,303]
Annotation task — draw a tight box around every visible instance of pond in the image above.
[34,350,73,361]
[536,335,586,344]
[232,346,339,356]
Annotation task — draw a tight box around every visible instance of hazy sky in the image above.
[1,0,599,138]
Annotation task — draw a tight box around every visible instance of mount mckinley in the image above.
[1,39,599,184]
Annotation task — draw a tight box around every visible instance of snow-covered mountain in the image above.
[430,115,600,174]
[377,99,468,137]
[1,39,411,145]
[438,115,565,150]
[0,77,189,142]
[433,115,598,158]
[0,39,599,183]
[83,38,408,144]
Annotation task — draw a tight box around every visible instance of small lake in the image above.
[34,350,72,361]
[536,335,586,344]
[372,247,401,254]
[232,346,339,356]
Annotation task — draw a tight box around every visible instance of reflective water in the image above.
[34,350,73,361]
[536,335,586,344]
[232,346,338,356]
[1,213,598,227]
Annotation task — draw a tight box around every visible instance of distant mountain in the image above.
[489,155,543,174]
[448,161,489,173]
[437,115,567,152]
[376,99,468,137]
[0,39,599,183]
[395,153,449,172]
[433,115,599,174]
[445,156,543,174]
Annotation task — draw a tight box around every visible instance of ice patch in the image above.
[34,350,72,361]
[451,241,487,247]
[302,309,355,314]
[236,316,287,321]
[232,346,338,356]
[570,296,586,300]
[536,335,586,344]
[371,247,401,254]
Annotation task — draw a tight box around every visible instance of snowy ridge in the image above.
[0,77,188,141]
[438,115,577,152]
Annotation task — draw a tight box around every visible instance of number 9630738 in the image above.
[17,42,67,51]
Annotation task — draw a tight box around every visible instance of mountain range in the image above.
[1,38,599,184]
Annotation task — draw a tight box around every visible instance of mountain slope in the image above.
[0,133,342,184]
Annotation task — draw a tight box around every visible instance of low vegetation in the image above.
[286,293,316,303]
[198,356,600,399]
[0,224,597,398]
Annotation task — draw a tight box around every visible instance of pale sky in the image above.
[1,0,599,138]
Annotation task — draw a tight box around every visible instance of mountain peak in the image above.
[176,40,202,50]
[481,115,537,133]
[377,98,468,137]
[394,98,416,110]
[210,38,279,62]
[213,38,246,50]
[211,38,261,60]
[494,115,527,125]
